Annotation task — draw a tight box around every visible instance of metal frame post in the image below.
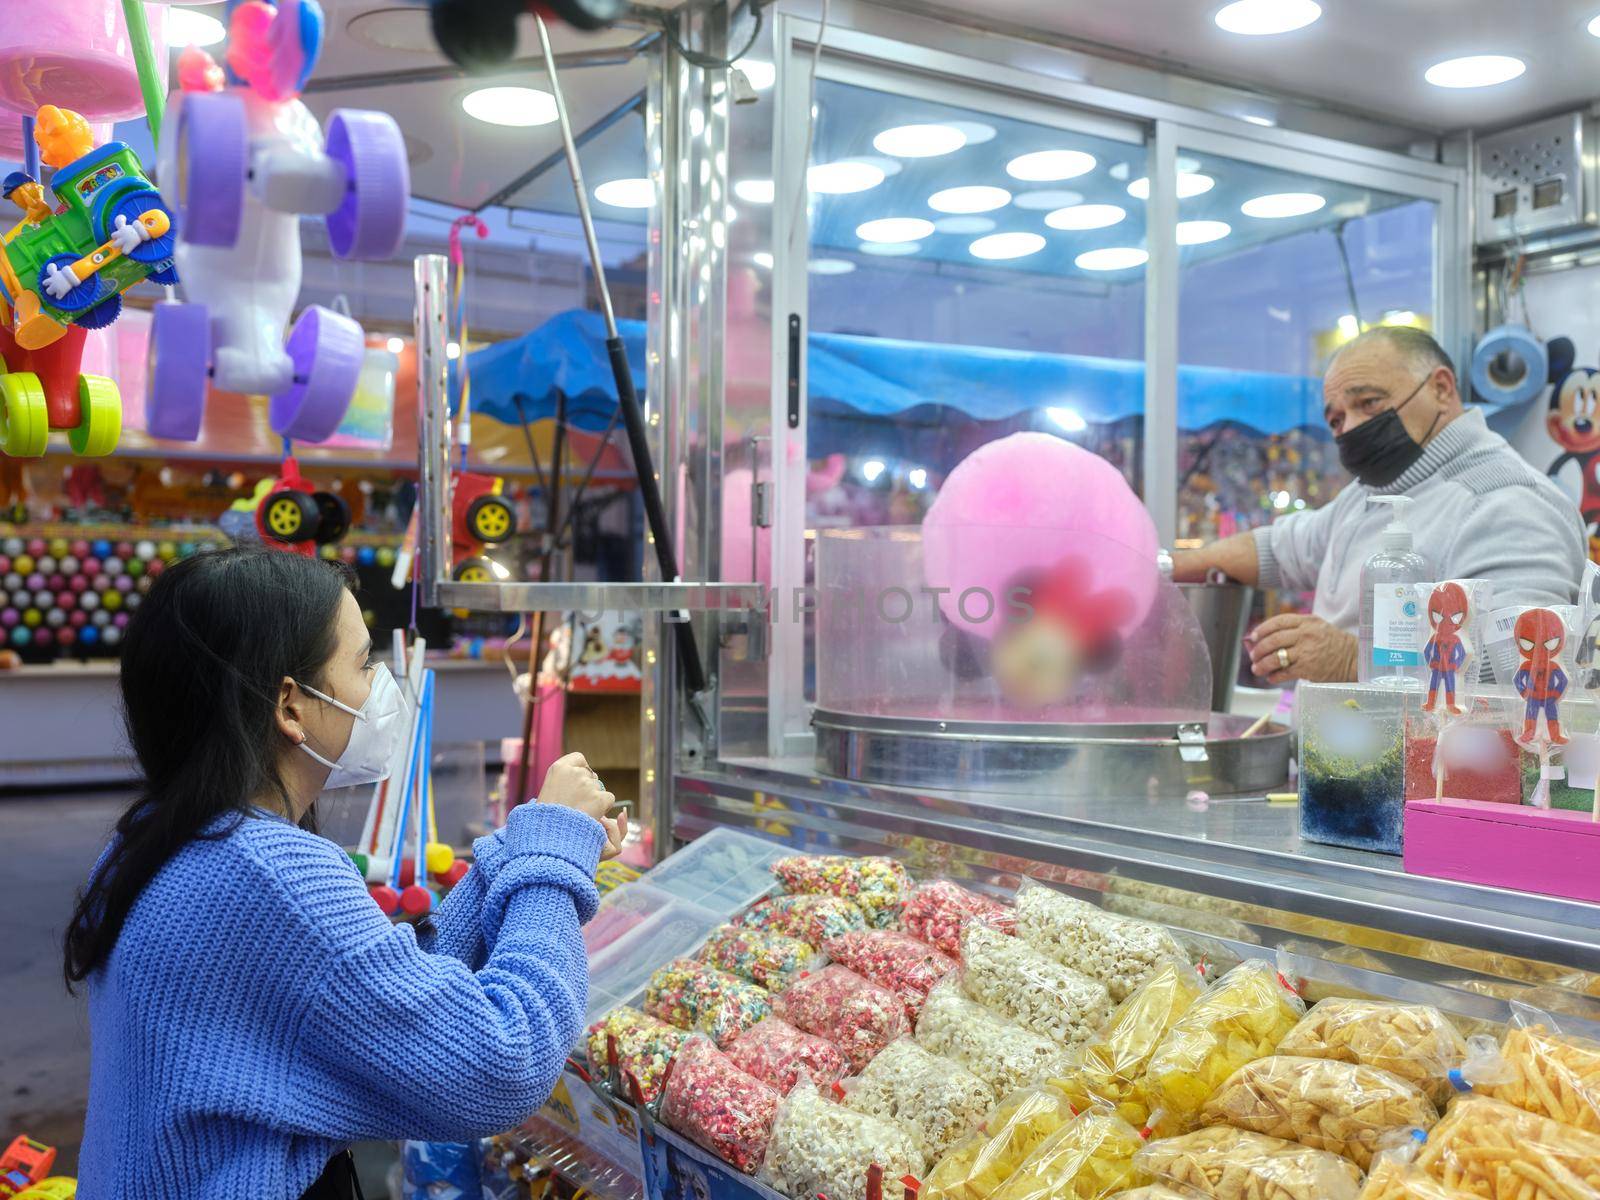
[1143,119,1179,547]
[414,253,452,608]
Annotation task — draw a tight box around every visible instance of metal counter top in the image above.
[672,756,1600,978]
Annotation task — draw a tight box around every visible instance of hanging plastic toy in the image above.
[146,0,409,443]
[0,107,174,457]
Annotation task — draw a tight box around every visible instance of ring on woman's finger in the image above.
[1277,647,1290,671]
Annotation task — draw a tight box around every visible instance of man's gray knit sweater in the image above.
[1252,408,1586,632]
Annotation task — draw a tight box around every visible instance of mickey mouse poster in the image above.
[1546,336,1600,552]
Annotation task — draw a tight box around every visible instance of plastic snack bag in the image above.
[724,1016,847,1095]
[1200,1055,1437,1170]
[772,964,909,1072]
[644,958,772,1047]
[824,930,958,1023]
[700,924,821,990]
[1055,962,1208,1128]
[989,1107,1151,1200]
[916,975,1074,1097]
[1143,960,1304,1133]
[843,1037,994,1158]
[1477,1009,1600,1135]
[924,1085,1078,1200]
[1107,1190,1200,1200]
[900,879,1017,959]
[1276,998,1468,1109]
[584,1007,690,1104]
[1135,1127,1364,1200]
[659,1037,781,1173]
[1014,880,1192,1002]
[772,854,911,929]
[738,893,867,947]
[961,922,1114,1048]
[760,1081,927,1200]
[1361,1159,1478,1200]
[1413,1095,1600,1199]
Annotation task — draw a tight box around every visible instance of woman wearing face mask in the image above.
[66,548,624,1200]
[1173,326,1584,685]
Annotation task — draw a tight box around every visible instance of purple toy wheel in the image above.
[324,110,409,261]
[163,92,247,248]
[144,304,212,442]
[270,306,363,442]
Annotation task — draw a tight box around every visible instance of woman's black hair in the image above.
[64,547,355,989]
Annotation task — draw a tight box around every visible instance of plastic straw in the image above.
[121,0,166,149]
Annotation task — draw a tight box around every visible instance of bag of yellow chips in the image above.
[1135,1126,1364,1200]
[1200,1055,1437,1170]
[1277,998,1468,1109]
[1107,1190,1201,1200]
[1055,962,1207,1129]
[991,1107,1150,1200]
[924,1085,1078,1200]
[1143,961,1304,1133]
[1414,1095,1600,1200]
[1477,1008,1600,1136]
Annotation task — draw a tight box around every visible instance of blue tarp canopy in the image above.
[461,310,1324,436]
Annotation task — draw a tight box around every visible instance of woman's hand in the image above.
[1247,614,1359,685]
[600,810,628,862]
[538,751,614,822]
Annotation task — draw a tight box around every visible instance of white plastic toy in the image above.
[146,0,409,442]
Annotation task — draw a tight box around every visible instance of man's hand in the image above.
[1247,614,1358,684]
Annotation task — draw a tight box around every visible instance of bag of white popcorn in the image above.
[1013,880,1192,1003]
[916,976,1073,1098]
[961,923,1113,1048]
[841,1037,994,1158]
[760,1082,927,1200]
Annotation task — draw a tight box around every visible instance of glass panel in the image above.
[804,79,1149,530]
[1173,148,1437,683]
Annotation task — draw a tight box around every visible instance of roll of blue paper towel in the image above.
[1471,324,1548,407]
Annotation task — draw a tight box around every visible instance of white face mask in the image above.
[295,663,407,790]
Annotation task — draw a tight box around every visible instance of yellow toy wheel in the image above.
[263,491,319,542]
[68,374,122,457]
[0,369,48,457]
[452,557,495,584]
[466,494,515,544]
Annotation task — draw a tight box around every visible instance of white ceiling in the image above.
[969,0,1600,134]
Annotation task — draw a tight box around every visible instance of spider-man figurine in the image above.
[1421,582,1470,715]
[1514,608,1569,745]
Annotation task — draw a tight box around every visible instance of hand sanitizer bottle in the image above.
[1359,496,1430,687]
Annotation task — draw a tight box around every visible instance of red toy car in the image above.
[450,471,515,582]
[254,457,350,557]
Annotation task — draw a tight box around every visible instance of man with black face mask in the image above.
[1174,326,1584,685]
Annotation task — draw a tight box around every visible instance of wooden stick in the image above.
[1240,709,1273,739]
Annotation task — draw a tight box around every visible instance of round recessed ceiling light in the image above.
[857,217,935,243]
[1214,0,1322,35]
[1045,203,1126,231]
[735,179,774,204]
[809,258,857,275]
[1177,219,1232,245]
[1014,189,1084,211]
[736,59,776,90]
[753,252,774,269]
[860,241,921,257]
[948,120,997,145]
[594,177,654,208]
[1242,114,1276,127]
[970,232,1046,260]
[928,185,1012,214]
[462,86,558,127]
[1007,150,1097,181]
[872,124,967,158]
[809,161,887,195]
[934,216,996,234]
[1241,191,1326,218]
[1127,173,1216,200]
[167,7,226,46]
[1076,247,1149,271]
[1424,54,1527,88]
[1590,12,1600,36]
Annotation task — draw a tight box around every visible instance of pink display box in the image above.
[1404,798,1600,904]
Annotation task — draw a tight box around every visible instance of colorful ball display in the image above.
[33,627,53,648]
[48,538,68,559]
[22,609,41,627]
[0,609,17,627]
[13,555,33,576]
[157,541,176,561]
[26,538,45,557]
[102,626,122,648]
[10,627,28,647]
[91,609,110,627]
[45,609,64,628]
[57,627,75,647]
[102,591,122,612]
[376,546,396,568]
[70,539,89,559]
[135,540,156,561]
[79,592,99,612]
[1,538,22,557]
[68,610,87,628]
[91,539,111,559]
[102,557,122,576]
[36,555,56,575]
[356,546,377,567]
[79,626,99,646]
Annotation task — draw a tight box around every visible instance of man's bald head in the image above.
[1323,325,1462,444]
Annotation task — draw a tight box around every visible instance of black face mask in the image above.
[1335,377,1441,488]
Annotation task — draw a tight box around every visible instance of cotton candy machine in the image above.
[811,526,1290,797]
